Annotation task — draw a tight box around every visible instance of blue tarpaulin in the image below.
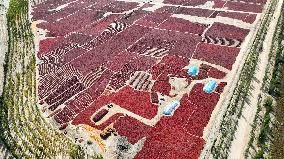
[163,100,180,116]
[187,66,199,76]
[203,80,218,93]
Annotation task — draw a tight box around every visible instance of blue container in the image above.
[163,100,180,116]
[187,66,199,76]
[203,80,218,93]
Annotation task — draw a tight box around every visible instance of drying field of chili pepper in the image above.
[1,0,282,158]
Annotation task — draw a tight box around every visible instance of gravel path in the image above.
[0,0,9,96]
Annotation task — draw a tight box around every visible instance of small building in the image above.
[203,80,218,93]
[163,100,180,116]
[187,66,199,76]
